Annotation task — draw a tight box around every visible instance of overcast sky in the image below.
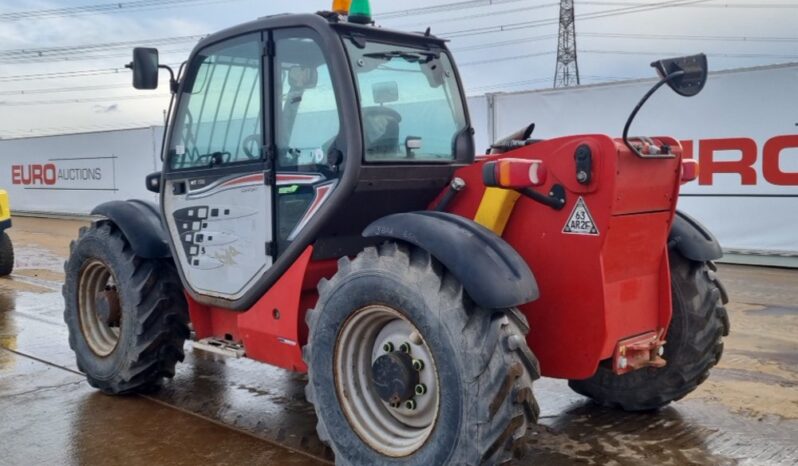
[0,0,795,139]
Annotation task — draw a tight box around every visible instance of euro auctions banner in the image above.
[471,63,798,257]
[0,127,162,215]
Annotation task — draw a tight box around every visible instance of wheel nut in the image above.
[415,384,427,396]
[412,359,424,371]
[383,342,394,353]
[399,342,411,354]
[405,399,416,410]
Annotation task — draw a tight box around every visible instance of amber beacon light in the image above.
[332,0,351,15]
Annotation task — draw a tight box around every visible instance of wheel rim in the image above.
[78,260,121,357]
[334,305,440,458]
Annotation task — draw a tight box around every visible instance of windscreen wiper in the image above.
[363,51,439,63]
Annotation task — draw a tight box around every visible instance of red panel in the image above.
[237,248,313,372]
[185,248,313,372]
[445,135,681,379]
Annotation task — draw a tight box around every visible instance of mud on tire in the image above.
[63,221,190,394]
[0,231,13,277]
[568,251,731,411]
[304,243,540,465]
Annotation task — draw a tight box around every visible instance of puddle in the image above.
[745,305,798,317]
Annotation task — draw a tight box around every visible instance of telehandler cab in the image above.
[64,2,729,464]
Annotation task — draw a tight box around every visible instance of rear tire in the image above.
[304,243,540,465]
[568,251,730,411]
[0,232,13,276]
[63,222,189,394]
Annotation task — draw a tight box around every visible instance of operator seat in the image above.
[362,106,401,156]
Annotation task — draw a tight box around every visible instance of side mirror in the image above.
[145,172,161,194]
[651,53,707,97]
[623,54,709,158]
[129,47,160,90]
[373,81,399,105]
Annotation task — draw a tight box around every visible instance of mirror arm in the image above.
[159,65,179,94]
[622,70,685,158]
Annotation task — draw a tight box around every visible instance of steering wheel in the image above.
[242,134,261,160]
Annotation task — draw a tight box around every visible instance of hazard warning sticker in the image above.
[563,197,599,235]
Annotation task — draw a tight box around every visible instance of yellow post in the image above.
[473,188,522,236]
[0,190,10,224]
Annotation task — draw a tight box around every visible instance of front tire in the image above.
[63,222,189,394]
[568,251,731,411]
[0,231,13,276]
[304,243,540,465]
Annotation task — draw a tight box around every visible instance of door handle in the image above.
[173,181,187,195]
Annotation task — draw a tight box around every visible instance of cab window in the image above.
[344,39,467,162]
[273,30,342,253]
[169,34,263,170]
[274,33,341,171]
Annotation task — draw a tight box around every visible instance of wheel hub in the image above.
[371,351,418,404]
[95,288,121,327]
[78,260,121,357]
[334,305,440,457]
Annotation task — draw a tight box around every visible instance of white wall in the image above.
[1,127,162,215]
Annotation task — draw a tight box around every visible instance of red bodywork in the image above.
[186,134,684,380]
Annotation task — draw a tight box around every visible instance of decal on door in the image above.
[164,172,273,300]
[563,197,599,236]
[173,206,257,270]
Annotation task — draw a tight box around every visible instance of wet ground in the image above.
[2,216,797,465]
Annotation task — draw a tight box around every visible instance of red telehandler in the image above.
[63,3,729,464]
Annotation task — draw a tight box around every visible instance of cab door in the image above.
[162,32,273,302]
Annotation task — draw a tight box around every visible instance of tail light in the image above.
[681,159,699,184]
[483,158,547,189]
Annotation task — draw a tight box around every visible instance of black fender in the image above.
[91,200,171,259]
[669,210,723,262]
[363,211,538,309]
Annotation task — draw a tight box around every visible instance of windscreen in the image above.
[344,38,467,162]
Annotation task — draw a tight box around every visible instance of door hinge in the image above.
[265,144,276,161]
[265,242,277,257]
[264,40,275,57]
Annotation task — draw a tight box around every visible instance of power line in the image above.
[387,2,559,29]
[0,121,163,139]
[0,83,132,97]
[0,1,531,63]
[0,48,190,65]
[455,34,558,52]
[0,64,180,83]
[441,0,715,38]
[580,49,798,60]
[0,68,128,83]
[0,36,202,62]
[0,93,169,107]
[468,73,634,93]
[377,0,534,19]
[0,0,241,22]
[0,0,721,66]
[580,1,798,9]
[459,51,556,67]
[580,32,798,43]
